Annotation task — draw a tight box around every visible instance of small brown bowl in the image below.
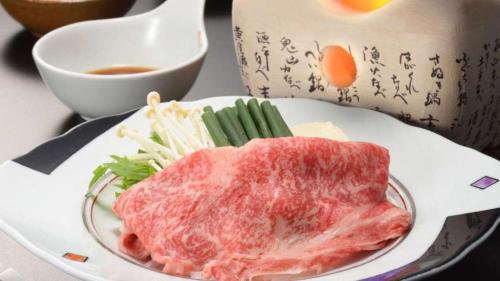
[0,0,137,37]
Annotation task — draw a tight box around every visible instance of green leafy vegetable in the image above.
[223,107,249,144]
[272,105,293,137]
[107,155,156,181]
[248,98,273,138]
[202,110,231,147]
[235,99,260,139]
[88,165,108,189]
[203,106,216,114]
[150,131,164,145]
[261,101,286,137]
[88,156,156,192]
[216,109,246,147]
[260,101,293,137]
[116,177,142,190]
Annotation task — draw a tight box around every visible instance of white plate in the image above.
[1,97,499,281]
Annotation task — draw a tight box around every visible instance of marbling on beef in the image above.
[113,137,411,280]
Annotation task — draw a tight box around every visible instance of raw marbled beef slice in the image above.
[113,137,411,280]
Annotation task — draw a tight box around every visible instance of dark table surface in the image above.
[0,0,499,280]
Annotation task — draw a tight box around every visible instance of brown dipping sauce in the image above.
[87,66,158,75]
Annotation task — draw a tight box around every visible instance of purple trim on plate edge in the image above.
[471,176,499,190]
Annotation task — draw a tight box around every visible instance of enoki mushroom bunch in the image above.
[116,92,214,171]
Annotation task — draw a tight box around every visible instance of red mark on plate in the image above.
[63,252,88,263]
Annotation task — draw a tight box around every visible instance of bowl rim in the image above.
[31,0,209,80]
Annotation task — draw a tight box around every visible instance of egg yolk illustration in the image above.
[339,0,391,12]
[321,45,357,88]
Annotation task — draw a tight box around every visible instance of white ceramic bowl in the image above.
[32,0,208,119]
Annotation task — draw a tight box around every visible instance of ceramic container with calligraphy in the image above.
[232,0,500,149]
